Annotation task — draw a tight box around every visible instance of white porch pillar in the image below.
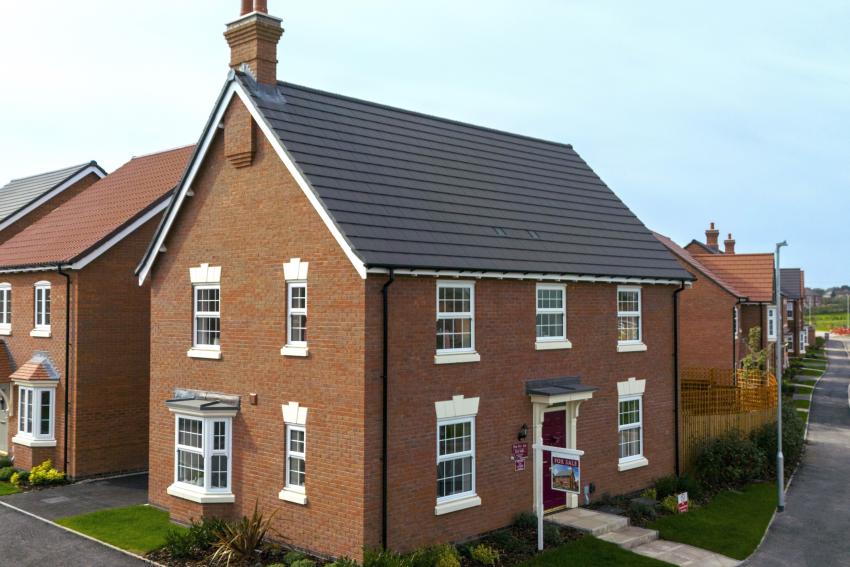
[532,401,545,551]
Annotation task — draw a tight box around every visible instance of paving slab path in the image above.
[747,337,850,566]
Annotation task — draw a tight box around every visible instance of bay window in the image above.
[13,384,55,447]
[168,413,234,503]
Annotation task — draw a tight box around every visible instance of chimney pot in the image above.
[225,1,284,85]
[705,222,720,250]
[255,0,268,13]
[724,233,736,254]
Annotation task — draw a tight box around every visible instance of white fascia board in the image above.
[0,165,105,233]
[366,267,686,286]
[137,79,367,285]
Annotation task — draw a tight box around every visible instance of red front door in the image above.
[542,410,567,511]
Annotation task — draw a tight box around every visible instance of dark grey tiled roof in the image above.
[0,162,102,223]
[781,268,803,299]
[240,74,691,280]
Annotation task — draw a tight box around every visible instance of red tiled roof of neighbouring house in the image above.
[0,340,15,382]
[690,252,775,303]
[10,353,58,382]
[0,145,194,270]
[653,232,746,298]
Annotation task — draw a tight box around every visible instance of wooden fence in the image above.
[679,368,777,473]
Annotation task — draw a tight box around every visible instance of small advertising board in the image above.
[677,492,689,513]
[550,452,581,494]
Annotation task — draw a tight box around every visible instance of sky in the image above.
[1,1,847,287]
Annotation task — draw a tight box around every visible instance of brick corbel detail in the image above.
[225,102,255,169]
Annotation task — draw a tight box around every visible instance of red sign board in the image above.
[677,492,689,513]
[512,443,528,460]
[515,458,526,472]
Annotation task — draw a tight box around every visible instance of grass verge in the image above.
[521,536,672,566]
[795,379,817,386]
[649,483,775,560]
[799,368,824,377]
[794,399,811,410]
[0,481,20,496]
[56,504,184,555]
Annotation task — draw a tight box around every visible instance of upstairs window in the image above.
[536,284,566,342]
[786,301,794,320]
[0,283,10,333]
[287,283,307,346]
[436,282,475,354]
[617,287,642,345]
[732,306,739,338]
[34,282,50,330]
[193,285,221,349]
[767,306,778,342]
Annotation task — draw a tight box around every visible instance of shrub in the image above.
[660,495,678,514]
[28,460,65,486]
[11,470,29,487]
[285,551,307,565]
[469,544,499,566]
[363,548,409,567]
[512,512,537,530]
[165,517,226,559]
[695,431,766,491]
[628,499,657,523]
[676,474,703,501]
[409,544,460,567]
[488,530,522,552]
[542,524,562,547]
[816,337,825,349]
[654,475,678,499]
[640,487,657,500]
[0,456,12,468]
[328,558,360,567]
[751,405,806,477]
[210,502,277,565]
[0,467,14,482]
[291,560,316,567]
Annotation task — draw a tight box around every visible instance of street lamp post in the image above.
[775,241,788,513]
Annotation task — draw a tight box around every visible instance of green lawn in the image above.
[794,399,811,410]
[521,536,672,566]
[0,481,19,496]
[56,505,184,555]
[795,379,817,387]
[801,358,827,368]
[649,483,776,560]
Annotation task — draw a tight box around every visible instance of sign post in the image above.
[531,443,583,551]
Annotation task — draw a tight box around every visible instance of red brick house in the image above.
[685,224,781,370]
[0,162,105,243]
[0,146,191,478]
[654,233,747,369]
[136,2,692,559]
[781,268,807,356]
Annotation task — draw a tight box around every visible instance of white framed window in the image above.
[31,281,51,337]
[193,285,221,349]
[617,286,644,351]
[13,385,55,447]
[767,306,778,342]
[732,306,739,339]
[287,283,307,347]
[0,283,10,335]
[285,425,306,492]
[171,414,232,499]
[435,281,478,364]
[535,284,570,350]
[437,417,476,504]
[618,396,643,463]
[786,301,794,320]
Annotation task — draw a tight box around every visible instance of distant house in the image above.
[0,147,191,478]
[0,162,105,244]
[781,268,806,356]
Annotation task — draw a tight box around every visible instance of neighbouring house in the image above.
[136,2,692,559]
[0,162,106,243]
[686,224,782,370]
[654,233,747,369]
[0,146,192,478]
[781,268,806,356]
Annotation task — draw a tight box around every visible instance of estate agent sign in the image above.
[550,452,581,494]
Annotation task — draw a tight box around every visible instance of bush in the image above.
[640,487,657,500]
[695,431,766,491]
[363,548,409,567]
[676,474,703,501]
[488,530,522,552]
[628,499,657,523]
[11,470,29,487]
[328,558,360,567]
[0,456,12,468]
[210,502,277,565]
[816,337,825,349]
[512,512,537,530]
[164,516,226,559]
[660,494,678,514]
[469,543,499,566]
[0,467,14,482]
[409,544,460,567]
[28,460,65,486]
[654,475,678,499]
[542,524,562,547]
[751,405,806,477]
[285,551,307,565]
[291,560,316,567]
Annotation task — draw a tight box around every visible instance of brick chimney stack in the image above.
[724,233,736,254]
[225,0,284,85]
[705,222,720,250]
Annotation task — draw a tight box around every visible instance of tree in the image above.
[741,326,769,371]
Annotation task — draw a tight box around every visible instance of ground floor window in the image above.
[618,395,643,462]
[173,414,231,495]
[15,385,54,443]
[285,425,306,490]
[437,417,475,502]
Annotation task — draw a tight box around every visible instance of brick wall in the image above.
[0,172,100,245]
[148,99,369,560]
[671,258,738,370]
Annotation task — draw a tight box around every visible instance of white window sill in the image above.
[12,435,56,448]
[167,483,235,504]
[30,328,51,338]
[280,345,309,357]
[186,348,222,360]
[617,342,647,353]
[434,352,481,365]
[0,325,11,336]
[278,488,308,505]
[618,457,649,472]
[435,494,481,516]
[535,339,572,351]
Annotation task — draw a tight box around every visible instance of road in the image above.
[747,337,850,566]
